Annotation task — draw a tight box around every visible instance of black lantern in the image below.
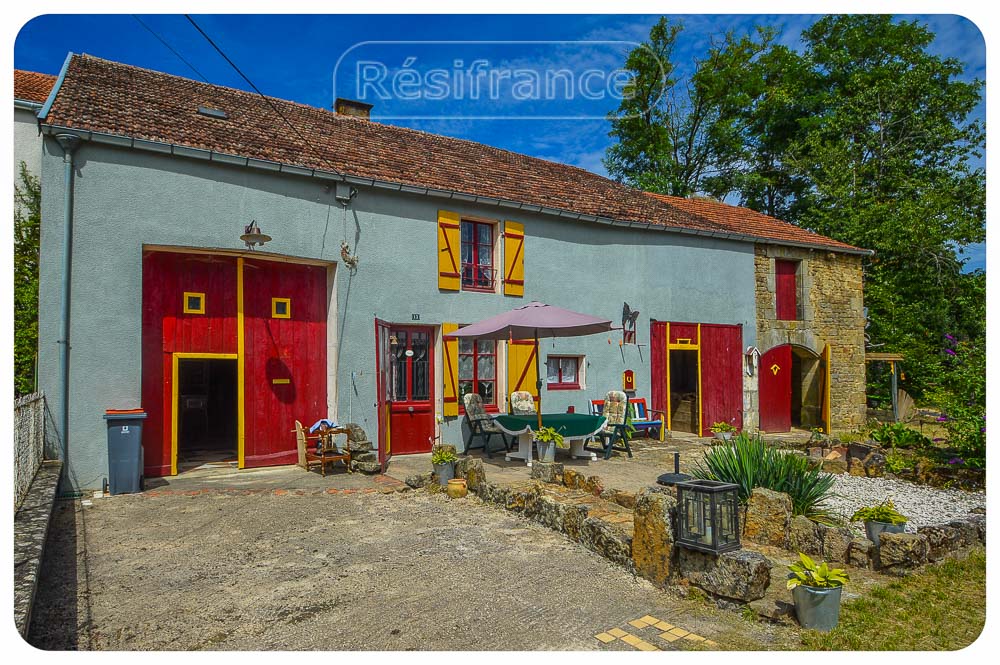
[675,479,741,554]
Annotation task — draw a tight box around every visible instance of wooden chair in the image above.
[294,420,351,476]
[626,397,665,441]
[586,391,633,460]
[463,393,511,458]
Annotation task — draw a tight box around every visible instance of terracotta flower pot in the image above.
[446,478,468,499]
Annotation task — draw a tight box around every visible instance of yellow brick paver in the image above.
[595,633,616,643]
[659,632,681,642]
[621,633,644,646]
[628,619,649,629]
[684,633,706,642]
[654,621,674,631]
[668,627,689,637]
[634,639,659,651]
[608,627,628,638]
[640,615,660,624]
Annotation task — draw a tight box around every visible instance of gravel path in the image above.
[826,475,985,532]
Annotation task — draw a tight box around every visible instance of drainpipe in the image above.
[55,133,80,478]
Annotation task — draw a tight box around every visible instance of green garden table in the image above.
[493,413,607,467]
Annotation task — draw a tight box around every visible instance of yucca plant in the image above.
[693,432,837,524]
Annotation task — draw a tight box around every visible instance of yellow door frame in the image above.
[237,257,246,468]
[171,352,239,475]
[665,323,703,436]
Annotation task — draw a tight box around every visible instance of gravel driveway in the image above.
[28,490,795,651]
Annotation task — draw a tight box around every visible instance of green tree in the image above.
[791,15,985,398]
[14,162,41,396]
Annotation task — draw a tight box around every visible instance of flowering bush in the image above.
[931,335,985,468]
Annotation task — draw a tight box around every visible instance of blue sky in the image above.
[15,13,985,269]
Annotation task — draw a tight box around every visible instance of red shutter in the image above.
[775,260,797,321]
[699,324,744,434]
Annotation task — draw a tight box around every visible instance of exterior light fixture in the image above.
[240,220,271,250]
[675,479,741,554]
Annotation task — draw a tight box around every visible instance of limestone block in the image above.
[404,472,433,489]
[563,468,581,489]
[917,524,961,561]
[579,474,605,496]
[878,532,930,571]
[820,525,854,563]
[789,515,822,555]
[580,516,634,571]
[454,457,486,491]
[677,548,771,602]
[743,488,792,549]
[848,537,875,569]
[530,461,563,484]
[632,490,677,586]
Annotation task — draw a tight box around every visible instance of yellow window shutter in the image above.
[507,340,539,404]
[443,323,460,416]
[503,220,525,297]
[438,210,461,291]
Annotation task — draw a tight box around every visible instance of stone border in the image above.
[139,475,410,498]
[14,460,62,637]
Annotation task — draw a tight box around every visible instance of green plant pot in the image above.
[536,440,556,463]
[865,520,905,547]
[792,584,842,632]
[433,462,455,486]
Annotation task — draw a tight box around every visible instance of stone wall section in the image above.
[754,245,867,432]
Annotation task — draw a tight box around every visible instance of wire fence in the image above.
[14,392,46,511]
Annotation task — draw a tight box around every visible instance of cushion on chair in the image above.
[603,390,628,426]
[510,391,536,415]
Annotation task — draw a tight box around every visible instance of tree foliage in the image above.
[14,161,41,396]
[606,14,985,406]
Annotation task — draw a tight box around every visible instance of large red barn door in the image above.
[760,344,792,432]
[700,324,744,433]
[141,251,238,477]
[242,259,328,467]
[650,322,667,422]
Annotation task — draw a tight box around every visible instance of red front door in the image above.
[388,326,435,455]
[760,344,792,432]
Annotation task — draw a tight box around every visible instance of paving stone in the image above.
[608,628,628,638]
[595,633,616,643]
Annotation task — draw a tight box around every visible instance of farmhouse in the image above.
[27,54,868,490]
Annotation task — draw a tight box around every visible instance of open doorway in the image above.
[177,358,238,471]
[669,350,699,434]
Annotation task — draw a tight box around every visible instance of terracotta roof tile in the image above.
[14,70,57,104]
[645,193,865,253]
[43,55,865,254]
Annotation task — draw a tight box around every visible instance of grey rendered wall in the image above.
[14,108,42,190]
[38,138,756,489]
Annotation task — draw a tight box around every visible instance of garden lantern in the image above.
[675,479,741,554]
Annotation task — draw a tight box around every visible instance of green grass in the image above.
[801,548,986,650]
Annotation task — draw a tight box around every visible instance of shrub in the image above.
[692,432,836,523]
[851,499,907,525]
[787,553,849,589]
[710,421,737,433]
[431,448,458,465]
[931,336,985,468]
[867,422,930,449]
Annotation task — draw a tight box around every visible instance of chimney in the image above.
[334,98,373,120]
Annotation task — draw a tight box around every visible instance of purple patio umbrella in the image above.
[450,301,613,428]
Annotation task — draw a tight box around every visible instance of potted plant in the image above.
[710,421,737,441]
[787,552,849,631]
[533,426,565,463]
[431,447,458,486]
[851,499,908,546]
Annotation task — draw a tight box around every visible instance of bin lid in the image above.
[103,409,147,420]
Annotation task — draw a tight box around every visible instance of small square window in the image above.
[272,298,291,319]
[183,292,205,314]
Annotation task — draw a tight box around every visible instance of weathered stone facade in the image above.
[754,245,867,432]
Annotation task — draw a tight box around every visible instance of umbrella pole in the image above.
[535,332,543,430]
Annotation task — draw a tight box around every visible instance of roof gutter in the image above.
[37,122,872,257]
[15,99,44,112]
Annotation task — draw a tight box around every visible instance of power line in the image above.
[132,15,210,83]
[184,14,346,180]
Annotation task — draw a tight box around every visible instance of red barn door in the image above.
[760,344,792,432]
[242,259,328,467]
[700,324,744,434]
[141,251,239,477]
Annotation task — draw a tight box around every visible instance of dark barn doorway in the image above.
[177,358,238,470]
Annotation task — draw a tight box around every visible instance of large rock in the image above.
[563,468,581,489]
[878,532,930,572]
[579,474,605,496]
[743,488,792,549]
[580,517,634,571]
[917,524,961,561]
[343,422,370,444]
[530,462,563,484]
[632,490,677,586]
[820,525,854,563]
[351,460,381,474]
[848,537,875,569]
[454,457,486,491]
[404,472,433,489]
[677,548,771,602]
[601,488,637,510]
[789,515,822,555]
